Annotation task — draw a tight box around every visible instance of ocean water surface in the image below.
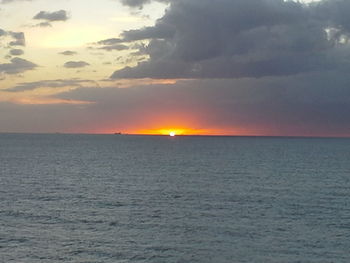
[1,134,350,262]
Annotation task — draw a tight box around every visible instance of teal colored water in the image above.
[1,134,349,262]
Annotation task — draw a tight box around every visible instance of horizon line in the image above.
[0,132,349,139]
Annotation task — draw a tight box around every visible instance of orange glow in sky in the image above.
[87,110,280,136]
[91,116,259,136]
[130,127,229,136]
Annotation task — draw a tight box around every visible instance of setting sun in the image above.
[169,131,176,137]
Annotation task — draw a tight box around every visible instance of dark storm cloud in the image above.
[312,0,350,32]
[33,10,69,22]
[122,23,176,42]
[111,0,350,79]
[0,57,37,74]
[63,61,90,68]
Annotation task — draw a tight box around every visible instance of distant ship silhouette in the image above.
[114,132,122,135]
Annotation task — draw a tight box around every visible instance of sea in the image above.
[0,133,349,263]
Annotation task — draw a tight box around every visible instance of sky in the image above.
[0,0,349,136]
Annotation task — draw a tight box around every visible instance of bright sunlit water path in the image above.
[1,134,350,262]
